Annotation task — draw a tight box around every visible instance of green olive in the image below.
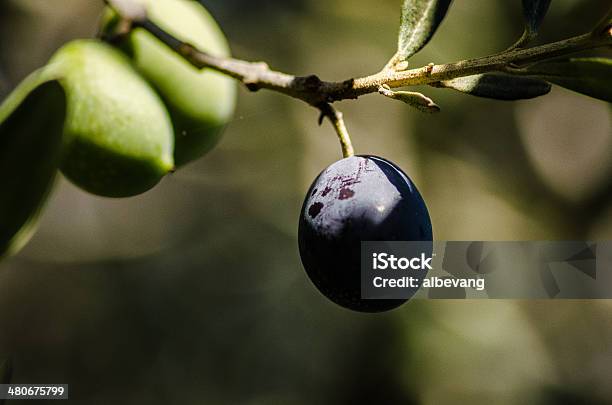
[48,39,174,198]
[102,0,237,166]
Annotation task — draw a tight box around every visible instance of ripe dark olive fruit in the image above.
[298,155,433,312]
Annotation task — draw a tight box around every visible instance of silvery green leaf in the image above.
[379,85,440,113]
[522,0,552,37]
[439,74,551,100]
[526,58,612,102]
[396,0,453,62]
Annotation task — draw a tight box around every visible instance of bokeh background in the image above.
[1,0,612,403]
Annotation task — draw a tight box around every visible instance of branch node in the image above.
[245,82,261,92]
[254,61,270,70]
[342,78,355,89]
[297,74,323,91]
[394,61,410,71]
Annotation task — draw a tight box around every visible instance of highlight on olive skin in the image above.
[298,155,433,312]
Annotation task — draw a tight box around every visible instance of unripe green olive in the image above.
[48,39,175,198]
[102,0,237,166]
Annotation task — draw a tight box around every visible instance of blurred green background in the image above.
[1,0,612,403]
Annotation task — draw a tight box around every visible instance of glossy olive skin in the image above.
[48,40,174,198]
[102,0,237,166]
[298,155,433,312]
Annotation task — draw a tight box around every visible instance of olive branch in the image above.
[105,0,611,157]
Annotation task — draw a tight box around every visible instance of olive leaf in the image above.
[522,0,552,39]
[379,85,440,113]
[525,57,612,102]
[394,0,453,63]
[437,74,551,100]
[0,75,67,258]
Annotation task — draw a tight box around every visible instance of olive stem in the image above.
[127,17,611,106]
[318,104,354,158]
[104,0,611,154]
